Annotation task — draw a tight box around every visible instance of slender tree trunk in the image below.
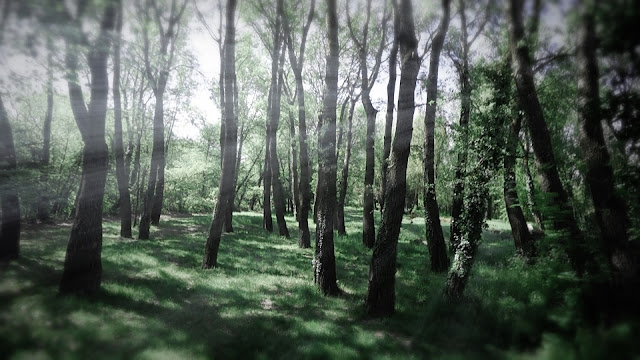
[423,0,451,273]
[314,0,340,296]
[60,3,116,294]
[504,113,535,258]
[139,95,164,239]
[283,0,314,247]
[289,110,300,221]
[577,7,637,283]
[337,98,357,236]
[0,95,20,261]
[380,12,398,212]
[269,28,290,238]
[113,1,133,238]
[203,0,237,269]
[522,135,544,230]
[449,1,470,251]
[37,35,54,223]
[263,136,273,231]
[508,0,588,275]
[366,0,418,316]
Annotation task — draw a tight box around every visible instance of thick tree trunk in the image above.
[113,1,133,238]
[577,9,637,284]
[337,98,357,236]
[423,0,451,273]
[504,114,535,258]
[203,0,237,269]
[60,3,116,294]
[366,0,418,316]
[262,137,273,232]
[139,95,164,239]
[314,0,340,296]
[0,95,20,261]
[508,0,588,274]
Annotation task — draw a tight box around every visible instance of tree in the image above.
[59,0,117,295]
[346,0,389,249]
[0,95,20,261]
[266,0,290,238]
[138,0,187,239]
[508,0,588,274]
[336,96,358,236]
[113,0,133,238]
[366,0,419,316]
[314,0,340,296]
[448,0,489,252]
[576,3,637,284]
[203,0,238,269]
[423,0,451,273]
[283,0,315,248]
[36,34,54,223]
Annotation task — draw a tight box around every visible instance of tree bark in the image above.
[283,0,315,248]
[59,2,117,295]
[504,113,535,258]
[113,0,133,238]
[423,0,451,273]
[346,0,388,249]
[366,0,418,316]
[337,98,357,236]
[314,0,340,296]
[449,0,470,252]
[203,0,238,269]
[522,135,544,230]
[508,0,588,275]
[576,7,637,284]
[289,110,300,221]
[36,34,54,223]
[0,95,20,261]
[268,17,290,238]
[380,10,399,212]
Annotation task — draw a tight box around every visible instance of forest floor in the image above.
[1,208,638,359]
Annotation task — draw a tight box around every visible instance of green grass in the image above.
[1,208,638,359]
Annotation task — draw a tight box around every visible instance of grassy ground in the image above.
[1,208,638,359]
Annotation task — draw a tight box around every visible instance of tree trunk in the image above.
[337,98,357,236]
[366,0,418,316]
[113,1,133,238]
[504,113,535,258]
[59,3,116,294]
[283,0,314,247]
[262,136,273,231]
[0,95,20,261]
[139,94,164,239]
[576,8,637,283]
[380,11,398,212]
[508,0,588,275]
[522,135,544,230]
[289,110,300,221]
[423,0,451,273]
[314,0,340,296]
[268,24,290,238]
[449,1,470,252]
[37,35,54,223]
[203,0,237,269]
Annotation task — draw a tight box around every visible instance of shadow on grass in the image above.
[1,209,609,359]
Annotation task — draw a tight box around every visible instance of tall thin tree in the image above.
[59,0,117,294]
[203,0,238,269]
[366,0,419,316]
[423,0,451,273]
[314,0,340,295]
